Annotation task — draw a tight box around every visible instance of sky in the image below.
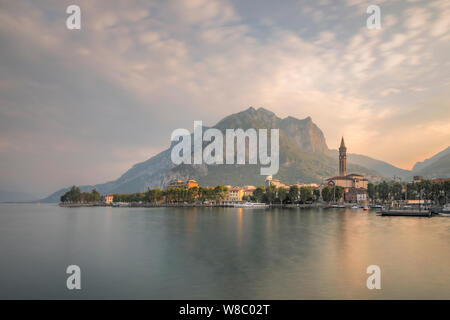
[0,0,449,197]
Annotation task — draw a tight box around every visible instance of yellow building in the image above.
[224,187,244,203]
[242,185,256,197]
[166,178,199,190]
[104,194,114,203]
[186,178,199,189]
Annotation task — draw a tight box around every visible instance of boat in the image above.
[380,207,431,217]
[329,204,345,208]
[442,204,450,214]
[233,202,268,208]
[350,205,359,209]
[370,205,383,209]
[363,206,369,211]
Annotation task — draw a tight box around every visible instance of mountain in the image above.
[42,107,383,202]
[329,150,411,179]
[412,146,450,173]
[338,146,450,180]
[412,151,450,179]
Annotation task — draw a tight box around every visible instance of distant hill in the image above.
[42,107,382,202]
[329,150,411,180]
[412,146,450,172]
[413,152,450,179]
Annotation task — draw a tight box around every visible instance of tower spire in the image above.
[340,136,346,148]
[339,136,347,176]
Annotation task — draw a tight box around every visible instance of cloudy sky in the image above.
[1,0,449,197]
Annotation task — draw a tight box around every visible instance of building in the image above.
[326,137,368,203]
[166,179,185,189]
[265,175,289,189]
[186,178,199,189]
[224,187,244,203]
[430,178,450,183]
[344,188,368,202]
[326,173,368,190]
[166,178,199,190]
[242,185,256,197]
[293,183,320,189]
[104,194,114,203]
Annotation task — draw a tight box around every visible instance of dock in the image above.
[380,209,432,217]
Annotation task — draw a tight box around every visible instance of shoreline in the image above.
[59,202,348,209]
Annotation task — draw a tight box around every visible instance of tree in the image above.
[91,189,100,202]
[377,181,390,203]
[213,185,229,203]
[419,180,433,203]
[288,185,299,203]
[278,187,288,204]
[198,187,206,203]
[321,186,333,203]
[335,186,345,202]
[313,189,321,202]
[60,186,82,203]
[444,181,450,203]
[253,186,265,203]
[190,187,199,202]
[264,185,277,204]
[300,187,313,203]
[367,183,375,203]
[146,188,163,203]
[406,182,416,200]
[391,182,403,200]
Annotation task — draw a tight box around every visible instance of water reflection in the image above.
[0,204,449,299]
[236,208,243,246]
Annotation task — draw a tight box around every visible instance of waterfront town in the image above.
[60,137,450,211]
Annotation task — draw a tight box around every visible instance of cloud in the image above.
[0,0,449,194]
[403,7,431,30]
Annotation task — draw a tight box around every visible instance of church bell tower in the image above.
[339,137,347,176]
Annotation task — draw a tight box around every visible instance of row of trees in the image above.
[111,186,230,204]
[113,193,147,203]
[61,179,450,205]
[164,186,229,203]
[247,185,343,204]
[367,180,450,205]
[60,186,101,203]
[60,184,345,205]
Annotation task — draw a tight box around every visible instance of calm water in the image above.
[0,203,449,299]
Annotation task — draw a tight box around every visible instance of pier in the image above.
[380,209,432,217]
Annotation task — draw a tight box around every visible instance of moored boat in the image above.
[233,202,268,208]
[380,208,431,217]
[442,204,450,214]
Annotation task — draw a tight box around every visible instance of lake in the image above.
[0,203,449,299]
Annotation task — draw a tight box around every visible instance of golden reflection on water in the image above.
[183,208,197,249]
[318,210,450,299]
[236,208,243,246]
